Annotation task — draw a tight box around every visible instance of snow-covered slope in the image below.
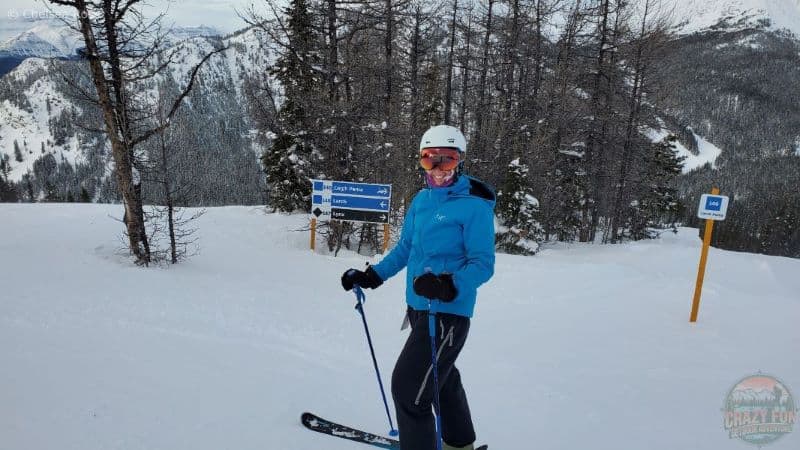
[673,0,800,36]
[1,204,798,450]
[0,19,223,59]
[0,58,84,181]
[646,127,723,173]
[0,25,273,184]
[0,20,81,58]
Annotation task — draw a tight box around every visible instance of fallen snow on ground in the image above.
[0,204,798,450]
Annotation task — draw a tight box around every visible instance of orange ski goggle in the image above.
[419,147,461,171]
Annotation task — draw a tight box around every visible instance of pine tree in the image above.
[495,158,544,254]
[262,133,312,212]
[260,0,321,212]
[14,140,23,162]
[22,173,35,202]
[625,135,685,239]
[544,149,588,242]
[80,186,91,203]
[270,0,321,131]
[44,181,60,202]
[0,154,9,180]
[0,154,18,202]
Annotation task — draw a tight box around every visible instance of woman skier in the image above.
[341,125,496,450]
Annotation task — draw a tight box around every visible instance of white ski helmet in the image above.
[419,125,467,154]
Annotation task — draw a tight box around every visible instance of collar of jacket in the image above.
[425,173,468,199]
[423,174,497,206]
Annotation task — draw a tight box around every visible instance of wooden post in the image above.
[310,218,317,251]
[383,223,390,254]
[690,187,720,323]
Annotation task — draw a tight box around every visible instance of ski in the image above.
[301,412,400,448]
[301,412,488,449]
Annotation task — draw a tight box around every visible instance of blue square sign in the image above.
[698,194,729,221]
[705,197,722,211]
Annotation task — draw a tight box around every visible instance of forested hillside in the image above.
[0,0,797,257]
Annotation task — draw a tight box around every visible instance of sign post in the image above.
[310,218,317,251]
[309,179,392,252]
[690,187,729,323]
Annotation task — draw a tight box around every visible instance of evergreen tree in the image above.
[22,173,35,202]
[260,0,321,212]
[0,154,18,202]
[80,186,91,203]
[44,181,60,202]
[14,140,23,162]
[262,133,312,212]
[625,135,685,239]
[270,0,322,131]
[496,158,544,254]
[544,149,588,242]
[0,154,9,180]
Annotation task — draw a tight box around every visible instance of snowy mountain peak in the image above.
[0,26,78,58]
[164,25,222,43]
[674,0,800,36]
[0,20,222,60]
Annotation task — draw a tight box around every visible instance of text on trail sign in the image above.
[311,195,390,211]
[697,194,729,221]
[311,179,392,224]
[312,180,391,198]
[331,208,389,223]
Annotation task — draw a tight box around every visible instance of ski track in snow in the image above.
[0,204,798,450]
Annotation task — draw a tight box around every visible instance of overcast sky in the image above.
[2,0,269,35]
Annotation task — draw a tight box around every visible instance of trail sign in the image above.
[697,194,729,221]
[691,187,728,323]
[310,179,392,224]
[309,179,393,253]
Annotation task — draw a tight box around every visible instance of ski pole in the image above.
[353,285,399,437]
[427,298,444,450]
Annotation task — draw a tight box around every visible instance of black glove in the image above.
[341,266,384,291]
[413,273,458,302]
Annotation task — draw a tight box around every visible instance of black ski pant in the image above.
[391,308,475,450]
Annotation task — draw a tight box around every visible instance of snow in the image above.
[671,0,800,36]
[558,149,585,158]
[0,18,221,59]
[0,58,83,181]
[524,193,540,208]
[1,204,798,449]
[646,127,722,173]
[0,25,276,183]
[0,21,82,58]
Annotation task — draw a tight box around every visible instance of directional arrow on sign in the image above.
[328,195,390,211]
[331,208,389,223]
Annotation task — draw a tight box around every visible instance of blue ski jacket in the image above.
[371,175,496,318]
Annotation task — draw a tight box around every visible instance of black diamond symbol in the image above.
[313,207,323,217]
